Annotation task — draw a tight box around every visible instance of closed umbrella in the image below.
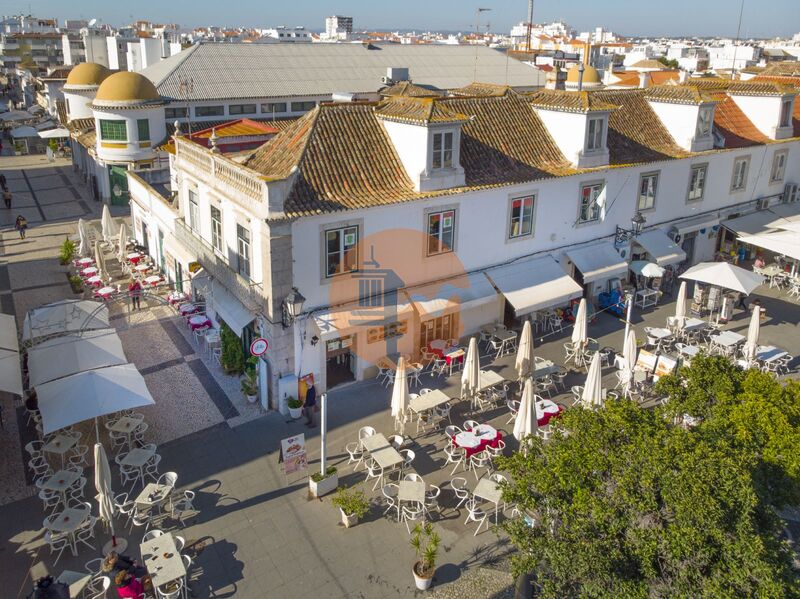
[674,281,687,329]
[94,240,106,281]
[117,221,128,263]
[581,352,603,408]
[742,306,761,362]
[515,320,534,380]
[390,357,410,435]
[621,330,637,396]
[571,298,588,346]
[94,442,126,553]
[513,377,538,442]
[77,219,90,257]
[461,337,480,405]
[101,205,117,242]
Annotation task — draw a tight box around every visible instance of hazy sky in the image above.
[5,0,799,38]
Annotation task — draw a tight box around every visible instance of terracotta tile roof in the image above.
[630,59,668,70]
[685,78,731,91]
[528,89,619,113]
[727,81,796,97]
[713,96,769,148]
[379,81,444,98]
[608,71,641,87]
[244,109,319,181]
[752,75,800,89]
[794,100,800,138]
[760,63,800,77]
[449,82,515,97]
[649,71,680,85]
[66,118,95,133]
[645,85,720,105]
[75,129,96,150]
[374,97,471,125]
[189,118,278,139]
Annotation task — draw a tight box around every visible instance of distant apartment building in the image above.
[262,26,312,43]
[324,15,353,41]
[0,32,64,69]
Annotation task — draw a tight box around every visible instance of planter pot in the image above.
[288,407,303,419]
[308,472,338,498]
[340,508,359,528]
[412,562,434,591]
[245,394,258,404]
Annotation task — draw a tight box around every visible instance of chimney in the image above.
[638,71,649,89]
[679,70,688,83]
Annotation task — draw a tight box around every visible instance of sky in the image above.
[4,0,799,38]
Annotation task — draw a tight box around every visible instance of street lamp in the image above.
[282,287,305,328]
[615,212,647,245]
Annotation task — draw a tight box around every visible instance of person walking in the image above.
[303,383,317,428]
[0,172,7,188]
[14,214,26,239]
[3,188,10,209]
[128,278,143,310]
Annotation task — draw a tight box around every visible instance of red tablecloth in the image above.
[80,267,98,277]
[94,286,116,300]
[188,316,211,331]
[86,276,103,288]
[179,303,198,316]
[127,253,142,265]
[143,275,163,287]
[428,343,464,365]
[536,401,564,426]
[452,429,503,458]
[168,292,188,306]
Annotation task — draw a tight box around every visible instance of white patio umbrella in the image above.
[629,261,665,278]
[461,337,481,404]
[513,377,538,442]
[22,299,109,343]
[515,320,534,380]
[390,357,410,434]
[94,240,107,281]
[95,442,126,553]
[571,298,588,347]
[77,218,91,257]
[0,313,22,396]
[742,306,761,362]
[621,329,637,396]
[680,262,765,295]
[674,281,687,329]
[581,351,604,408]
[117,221,128,262]
[101,205,117,242]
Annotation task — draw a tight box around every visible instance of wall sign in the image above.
[250,337,269,356]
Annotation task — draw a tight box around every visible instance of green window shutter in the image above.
[137,119,150,141]
[99,120,127,142]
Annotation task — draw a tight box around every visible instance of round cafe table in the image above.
[178,302,197,316]
[86,275,103,288]
[76,257,94,267]
[95,286,116,300]
[127,252,142,265]
[134,264,151,274]
[188,315,212,331]
[453,424,502,457]
[80,266,98,277]
[143,275,162,287]
[535,399,563,426]
[167,291,188,306]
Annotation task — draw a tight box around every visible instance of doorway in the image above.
[326,336,356,389]
[140,222,150,253]
[108,165,130,206]
[681,233,696,266]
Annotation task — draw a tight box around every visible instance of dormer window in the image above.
[586,117,604,151]
[780,99,793,128]
[432,132,454,169]
[696,106,713,138]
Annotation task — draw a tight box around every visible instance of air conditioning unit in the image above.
[784,183,799,203]
[668,228,682,245]
[755,197,770,211]
[616,243,631,260]
[380,76,391,84]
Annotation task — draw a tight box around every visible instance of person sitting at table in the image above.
[102,551,148,578]
[754,255,766,269]
[114,571,145,599]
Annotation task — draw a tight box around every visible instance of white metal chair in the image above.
[402,502,424,534]
[463,420,479,432]
[400,449,415,473]
[156,578,184,599]
[75,515,97,551]
[382,483,399,519]
[403,472,423,483]
[38,489,61,513]
[506,400,520,425]
[345,442,364,471]
[387,435,405,450]
[444,425,462,439]
[424,484,441,517]
[363,458,384,491]
[84,574,111,599]
[435,402,452,425]
[444,443,465,475]
[464,499,488,536]
[84,557,104,575]
[358,426,376,448]
[451,477,470,510]
[42,531,69,566]
[170,490,195,527]
[469,451,492,482]
[143,529,164,542]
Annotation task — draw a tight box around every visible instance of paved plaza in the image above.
[2,161,800,597]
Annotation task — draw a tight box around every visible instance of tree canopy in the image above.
[497,356,800,598]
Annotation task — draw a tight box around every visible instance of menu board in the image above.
[280,434,307,475]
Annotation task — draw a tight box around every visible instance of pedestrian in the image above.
[3,188,10,209]
[303,383,317,428]
[14,214,26,239]
[734,292,748,312]
[0,172,7,189]
[128,277,143,310]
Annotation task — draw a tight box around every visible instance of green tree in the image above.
[219,321,245,374]
[497,361,800,598]
[657,56,680,69]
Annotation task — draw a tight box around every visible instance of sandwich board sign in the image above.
[280,433,307,476]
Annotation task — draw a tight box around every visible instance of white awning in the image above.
[484,256,583,317]
[0,313,19,352]
[405,272,498,319]
[38,127,69,139]
[723,205,800,236]
[313,290,415,341]
[0,348,22,396]
[566,243,628,283]
[633,230,687,266]
[193,274,254,333]
[22,300,109,343]
[672,214,720,235]
[739,230,800,261]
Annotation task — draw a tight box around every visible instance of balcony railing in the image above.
[173,218,268,313]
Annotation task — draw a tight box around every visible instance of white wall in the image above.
[730,95,786,139]
[381,119,430,189]
[533,109,587,165]
[64,89,95,121]
[646,101,700,151]
[94,106,167,163]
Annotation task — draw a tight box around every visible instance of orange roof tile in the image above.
[713,97,769,148]
[649,71,680,85]
[528,89,619,113]
[645,85,720,105]
[374,97,471,125]
[187,118,278,139]
[379,81,444,98]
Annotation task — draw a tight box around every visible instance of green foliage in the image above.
[287,396,302,409]
[239,369,257,396]
[59,238,76,265]
[219,321,245,374]
[67,275,83,293]
[331,485,369,519]
[310,466,337,483]
[48,139,58,151]
[497,360,800,598]
[657,56,680,69]
[410,523,440,577]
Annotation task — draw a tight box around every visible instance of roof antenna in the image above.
[473,8,491,82]
[731,0,745,80]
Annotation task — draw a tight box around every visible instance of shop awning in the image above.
[566,243,628,283]
[723,205,800,236]
[193,274,254,333]
[484,256,583,317]
[739,230,800,261]
[313,290,415,341]
[405,272,498,319]
[672,214,720,235]
[633,230,687,266]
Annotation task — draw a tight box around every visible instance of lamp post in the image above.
[614,211,646,246]
[281,287,306,328]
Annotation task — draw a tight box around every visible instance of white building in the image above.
[262,26,312,43]
[128,78,800,410]
[324,16,353,41]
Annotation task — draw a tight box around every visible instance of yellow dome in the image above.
[65,62,111,87]
[566,64,601,84]
[95,71,160,104]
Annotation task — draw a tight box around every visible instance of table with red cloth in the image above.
[74,257,94,268]
[127,252,142,265]
[143,275,162,287]
[452,424,503,458]
[94,286,116,300]
[134,264,151,274]
[188,315,211,331]
[536,399,564,426]
[80,266,98,278]
[85,275,103,288]
[429,340,464,367]
[168,291,188,306]
[178,302,198,316]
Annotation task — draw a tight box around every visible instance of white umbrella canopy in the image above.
[621,330,637,396]
[101,205,117,242]
[22,299,109,342]
[0,313,19,352]
[117,221,128,262]
[629,261,665,278]
[390,357,410,434]
[515,320,535,380]
[674,281,687,328]
[461,337,480,400]
[94,443,116,538]
[581,352,604,408]
[513,378,538,441]
[742,306,761,361]
[94,240,106,280]
[571,298,588,346]
[680,262,765,295]
[27,329,127,388]
[37,127,69,139]
[36,363,155,435]
[0,348,23,395]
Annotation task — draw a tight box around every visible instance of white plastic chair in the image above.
[345,442,364,471]
[444,444,465,475]
[451,477,470,509]
[464,499,488,536]
[403,472,423,483]
[505,400,520,425]
[402,502,424,534]
[85,575,111,599]
[363,458,384,491]
[424,485,441,517]
[382,483,399,519]
[143,529,164,542]
[358,426,376,448]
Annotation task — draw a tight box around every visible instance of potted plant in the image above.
[59,238,76,265]
[410,523,440,591]
[219,322,245,375]
[240,356,259,403]
[287,396,303,419]
[309,466,338,498]
[67,275,83,294]
[331,485,369,528]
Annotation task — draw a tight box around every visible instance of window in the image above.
[136,119,150,141]
[687,164,707,202]
[432,132,453,169]
[188,190,199,231]
[325,225,358,277]
[367,321,408,344]
[587,117,604,151]
[730,156,749,192]
[236,225,251,279]
[99,119,126,141]
[579,183,603,223]
[637,173,659,211]
[780,99,792,128]
[419,314,458,349]
[195,105,224,117]
[770,150,788,183]
[509,195,535,238]
[210,206,223,253]
[290,101,316,112]
[696,107,713,138]
[427,209,455,255]
[165,107,188,119]
[229,103,256,115]
[261,102,287,114]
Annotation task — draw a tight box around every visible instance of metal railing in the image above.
[174,137,265,201]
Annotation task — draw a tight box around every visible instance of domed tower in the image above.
[63,62,110,121]
[91,71,167,165]
[565,64,603,91]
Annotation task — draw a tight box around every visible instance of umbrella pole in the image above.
[95,417,100,445]
[320,393,327,479]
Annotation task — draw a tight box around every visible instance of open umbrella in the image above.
[515,320,534,380]
[571,298,588,347]
[581,351,603,408]
[742,306,761,362]
[117,221,128,263]
[674,281,687,329]
[680,262,764,295]
[94,442,126,553]
[101,205,117,242]
[461,337,480,405]
[629,261,665,278]
[390,357,410,434]
[0,313,22,396]
[513,377,538,442]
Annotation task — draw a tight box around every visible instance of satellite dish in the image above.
[88,18,98,27]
